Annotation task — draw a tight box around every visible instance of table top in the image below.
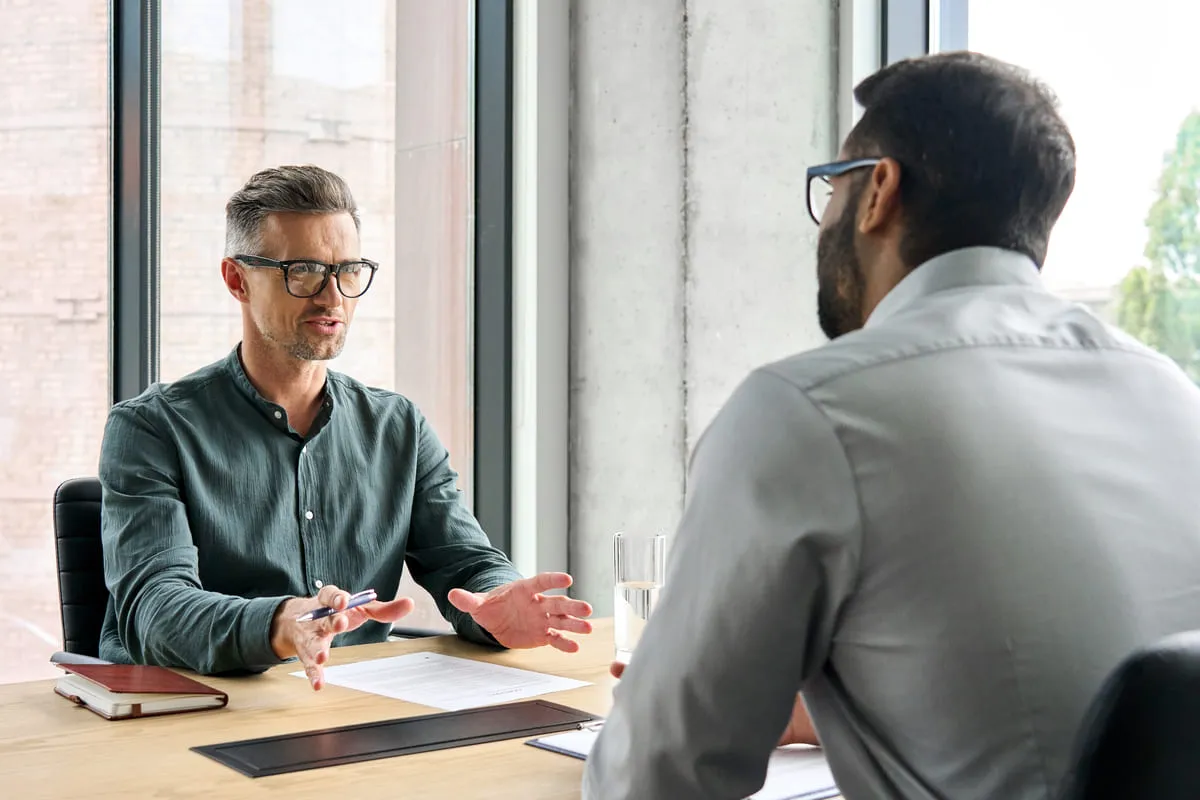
[0,620,618,800]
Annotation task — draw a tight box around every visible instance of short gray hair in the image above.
[224,165,361,257]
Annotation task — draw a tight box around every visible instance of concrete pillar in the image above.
[569,0,688,607]
[569,0,837,609]
[684,0,837,449]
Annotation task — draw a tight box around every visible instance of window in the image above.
[966,0,1200,380]
[0,1,110,683]
[158,0,475,631]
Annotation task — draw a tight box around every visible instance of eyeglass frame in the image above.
[805,158,883,226]
[233,254,380,299]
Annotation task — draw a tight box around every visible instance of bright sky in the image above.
[968,0,1200,290]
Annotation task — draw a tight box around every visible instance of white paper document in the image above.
[752,747,840,800]
[291,652,590,710]
[527,730,838,800]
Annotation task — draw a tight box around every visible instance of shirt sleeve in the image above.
[404,408,522,646]
[100,403,290,674]
[583,368,863,800]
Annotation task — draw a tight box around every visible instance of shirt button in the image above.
[301,445,307,456]
[274,410,282,419]
[314,579,324,589]
[305,510,314,520]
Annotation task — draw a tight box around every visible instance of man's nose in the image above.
[312,272,345,308]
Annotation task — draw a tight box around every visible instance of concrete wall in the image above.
[569,0,839,608]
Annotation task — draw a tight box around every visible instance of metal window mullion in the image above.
[110,0,161,405]
[881,0,929,65]
[472,0,514,555]
[936,0,969,52]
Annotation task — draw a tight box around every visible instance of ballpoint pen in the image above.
[295,588,378,622]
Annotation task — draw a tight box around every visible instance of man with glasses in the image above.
[98,165,592,686]
[586,52,1200,799]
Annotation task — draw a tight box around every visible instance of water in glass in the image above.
[614,579,661,664]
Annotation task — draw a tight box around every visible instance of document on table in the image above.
[527,730,839,800]
[290,652,590,711]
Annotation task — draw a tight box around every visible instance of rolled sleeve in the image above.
[584,369,863,799]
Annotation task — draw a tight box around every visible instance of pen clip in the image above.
[579,720,605,732]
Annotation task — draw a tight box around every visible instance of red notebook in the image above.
[54,663,228,720]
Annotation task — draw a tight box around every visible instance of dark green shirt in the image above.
[98,347,520,674]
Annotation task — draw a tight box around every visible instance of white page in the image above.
[751,746,839,800]
[529,731,838,800]
[291,652,590,710]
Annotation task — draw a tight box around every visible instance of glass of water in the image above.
[613,531,666,665]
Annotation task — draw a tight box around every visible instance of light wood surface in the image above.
[0,621,619,800]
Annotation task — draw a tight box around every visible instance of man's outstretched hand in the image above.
[448,572,593,652]
[271,584,415,691]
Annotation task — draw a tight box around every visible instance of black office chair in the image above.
[50,476,441,656]
[1059,630,1200,800]
[52,477,106,656]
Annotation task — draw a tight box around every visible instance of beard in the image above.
[288,330,347,361]
[816,197,867,340]
[260,318,348,361]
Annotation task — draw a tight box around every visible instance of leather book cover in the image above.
[57,663,227,697]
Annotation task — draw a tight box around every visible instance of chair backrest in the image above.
[52,477,106,656]
[1059,630,1200,800]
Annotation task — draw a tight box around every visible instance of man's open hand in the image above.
[448,572,593,652]
[270,584,414,690]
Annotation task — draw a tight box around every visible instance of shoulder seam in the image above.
[116,371,227,410]
[752,368,867,617]
[778,337,1175,393]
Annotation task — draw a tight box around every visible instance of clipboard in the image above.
[191,699,599,777]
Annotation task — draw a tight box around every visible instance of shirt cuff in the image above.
[239,595,292,668]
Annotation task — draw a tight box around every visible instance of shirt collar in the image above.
[223,345,336,436]
[225,345,264,406]
[864,246,1044,329]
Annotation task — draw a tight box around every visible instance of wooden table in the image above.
[0,621,618,800]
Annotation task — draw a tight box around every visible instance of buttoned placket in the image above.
[291,398,334,595]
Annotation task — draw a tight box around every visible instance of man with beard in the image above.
[98,165,592,685]
[584,52,1200,799]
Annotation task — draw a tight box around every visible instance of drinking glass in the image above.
[613,531,666,665]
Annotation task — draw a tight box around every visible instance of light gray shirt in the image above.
[583,247,1200,799]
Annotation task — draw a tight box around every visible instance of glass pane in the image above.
[159,0,474,631]
[0,1,110,683]
[969,0,1200,381]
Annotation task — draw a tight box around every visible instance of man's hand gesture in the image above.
[271,584,414,690]
[448,572,593,652]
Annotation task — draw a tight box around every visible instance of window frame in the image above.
[110,0,160,404]
[879,0,969,64]
[108,0,516,555]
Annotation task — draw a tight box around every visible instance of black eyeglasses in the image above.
[234,254,379,299]
[806,158,882,225]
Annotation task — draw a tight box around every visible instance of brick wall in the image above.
[0,0,112,683]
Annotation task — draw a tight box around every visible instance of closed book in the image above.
[54,663,228,720]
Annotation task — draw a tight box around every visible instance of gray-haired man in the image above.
[98,165,592,685]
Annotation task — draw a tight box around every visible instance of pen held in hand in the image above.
[296,589,378,622]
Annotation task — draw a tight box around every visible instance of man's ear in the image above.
[221,258,251,303]
[858,157,902,236]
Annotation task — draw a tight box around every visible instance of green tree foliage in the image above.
[1144,112,1200,275]
[1114,110,1200,380]
[1116,266,1190,365]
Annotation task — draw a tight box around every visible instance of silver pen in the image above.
[295,588,377,622]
